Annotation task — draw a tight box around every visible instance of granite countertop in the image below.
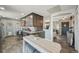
[23,30,43,34]
[23,35,61,53]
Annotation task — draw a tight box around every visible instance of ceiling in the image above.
[0,5,77,19]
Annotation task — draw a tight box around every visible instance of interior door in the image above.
[6,22,13,36]
[61,22,69,36]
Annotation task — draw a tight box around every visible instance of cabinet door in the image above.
[33,15,37,27]
[36,16,43,27]
[36,15,40,27]
[33,14,43,30]
[40,16,43,26]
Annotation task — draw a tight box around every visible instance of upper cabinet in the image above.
[33,13,43,30]
[21,13,43,30]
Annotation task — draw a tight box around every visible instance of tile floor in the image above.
[1,35,77,53]
[53,35,77,53]
[2,36,23,53]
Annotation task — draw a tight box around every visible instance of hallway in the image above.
[54,35,77,53]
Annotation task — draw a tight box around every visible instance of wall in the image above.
[43,17,50,29]
[75,6,79,52]
[25,15,33,27]
[1,19,20,37]
[43,17,52,40]
[53,21,59,30]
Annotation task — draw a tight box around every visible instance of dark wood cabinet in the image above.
[33,13,43,30]
[33,14,37,27]
[21,12,43,30]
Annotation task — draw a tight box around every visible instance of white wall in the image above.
[43,16,53,41]
[75,6,79,52]
[1,19,20,37]
[25,15,33,27]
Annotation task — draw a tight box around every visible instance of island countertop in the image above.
[23,35,61,53]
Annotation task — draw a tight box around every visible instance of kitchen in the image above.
[0,5,79,53]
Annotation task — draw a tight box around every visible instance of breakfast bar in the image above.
[23,35,61,53]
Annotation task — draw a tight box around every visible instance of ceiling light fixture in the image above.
[15,18,18,19]
[21,13,25,15]
[0,7,5,10]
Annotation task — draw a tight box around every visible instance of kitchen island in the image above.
[23,35,61,53]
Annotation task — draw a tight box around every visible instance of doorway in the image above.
[61,22,69,36]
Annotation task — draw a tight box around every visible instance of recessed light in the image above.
[15,18,18,19]
[21,13,25,15]
[0,7,5,10]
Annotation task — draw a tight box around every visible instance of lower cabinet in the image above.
[38,31,45,38]
[23,41,40,53]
